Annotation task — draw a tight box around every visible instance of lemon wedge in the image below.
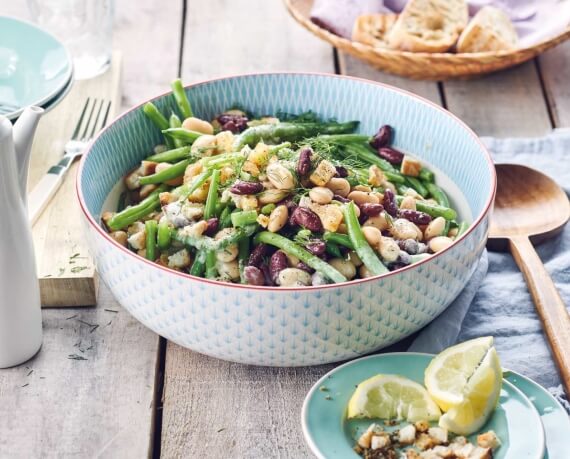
[438,347,502,435]
[424,336,494,411]
[347,374,441,422]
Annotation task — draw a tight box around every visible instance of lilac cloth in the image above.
[310,0,570,46]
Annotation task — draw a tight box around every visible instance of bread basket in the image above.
[284,0,570,80]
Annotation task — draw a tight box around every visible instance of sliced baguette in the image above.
[457,6,518,53]
[352,14,398,49]
[388,0,469,53]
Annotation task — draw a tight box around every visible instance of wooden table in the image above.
[1,1,569,457]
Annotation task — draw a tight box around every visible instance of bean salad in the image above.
[102,79,469,287]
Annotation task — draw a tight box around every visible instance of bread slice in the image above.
[352,14,398,49]
[457,6,518,53]
[387,0,469,53]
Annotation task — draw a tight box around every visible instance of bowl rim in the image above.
[76,71,496,292]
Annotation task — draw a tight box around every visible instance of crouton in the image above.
[428,427,448,445]
[310,160,337,186]
[398,424,417,444]
[371,433,390,450]
[477,430,501,449]
[167,249,191,269]
[400,155,422,177]
[415,433,436,451]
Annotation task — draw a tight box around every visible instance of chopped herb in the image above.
[217,428,226,433]
[26,369,33,377]
[89,325,100,333]
[44,274,52,278]
[70,266,89,273]
[58,267,65,276]
[66,314,78,320]
[104,308,119,313]
[325,395,332,400]
[77,319,96,327]
[68,354,88,361]
[21,383,29,388]
[70,253,81,259]
[319,386,329,392]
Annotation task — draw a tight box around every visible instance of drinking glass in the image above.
[27,0,114,80]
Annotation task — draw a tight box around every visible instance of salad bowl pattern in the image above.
[78,73,495,366]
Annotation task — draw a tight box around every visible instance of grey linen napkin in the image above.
[409,129,570,412]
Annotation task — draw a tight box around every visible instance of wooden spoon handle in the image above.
[509,235,570,397]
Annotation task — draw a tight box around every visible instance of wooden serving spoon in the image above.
[488,164,570,396]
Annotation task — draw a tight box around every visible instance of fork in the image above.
[28,98,112,225]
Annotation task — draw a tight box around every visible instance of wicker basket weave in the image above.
[284,0,570,80]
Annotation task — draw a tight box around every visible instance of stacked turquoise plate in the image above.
[303,353,570,458]
[0,16,73,120]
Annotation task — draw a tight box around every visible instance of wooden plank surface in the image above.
[539,42,570,128]
[31,53,121,307]
[181,0,335,83]
[0,288,160,458]
[0,1,183,456]
[442,62,552,137]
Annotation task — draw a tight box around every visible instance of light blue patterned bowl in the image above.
[77,73,495,366]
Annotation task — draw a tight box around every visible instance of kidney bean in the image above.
[297,261,315,274]
[297,147,312,176]
[204,217,219,236]
[230,180,263,195]
[398,209,432,225]
[383,188,398,217]
[290,207,323,232]
[244,266,265,286]
[378,147,404,165]
[333,194,350,203]
[305,240,326,256]
[370,125,393,149]
[217,113,248,133]
[360,202,384,217]
[269,250,288,282]
[248,243,268,268]
[335,166,349,178]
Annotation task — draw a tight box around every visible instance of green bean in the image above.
[343,144,405,183]
[204,169,220,220]
[143,102,174,149]
[169,113,185,148]
[384,171,406,184]
[343,202,388,275]
[171,78,193,119]
[234,121,359,149]
[419,168,435,183]
[190,250,206,276]
[405,176,428,197]
[205,250,217,279]
[443,220,451,237]
[145,220,158,261]
[325,241,342,258]
[410,253,432,264]
[219,206,232,229]
[146,146,191,163]
[316,134,370,144]
[425,182,450,207]
[139,159,190,185]
[255,232,346,283]
[107,184,168,231]
[162,128,203,143]
[456,221,470,238]
[261,203,276,215]
[323,231,354,250]
[157,220,171,250]
[173,224,256,252]
[396,196,457,220]
[238,237,249,283]
[174,170,211,201]
[231,210,258,227]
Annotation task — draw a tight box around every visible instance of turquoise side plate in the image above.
[0,16,72,119]
[302,353,545,459]
[504,370,570,459]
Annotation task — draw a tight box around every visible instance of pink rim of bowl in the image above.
[76,71,497,292]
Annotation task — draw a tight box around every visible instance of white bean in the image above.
[267,205,289,233]
[424,217,446,240]
[216,259,240,281]
[390,218,421,241]
[326,177,350,197]
[429,236,454,253]
[379,237,400,262]
[182,117,214,135]
[277,268,312,287]
[266,162,295,190]
[309,187,334,205]
[362,226,382,249]
[348,190,380,205]
[329,258,356,280]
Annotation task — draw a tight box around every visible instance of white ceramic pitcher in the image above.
[0,107,43,368]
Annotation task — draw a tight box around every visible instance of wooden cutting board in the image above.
[30,52,122,307]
